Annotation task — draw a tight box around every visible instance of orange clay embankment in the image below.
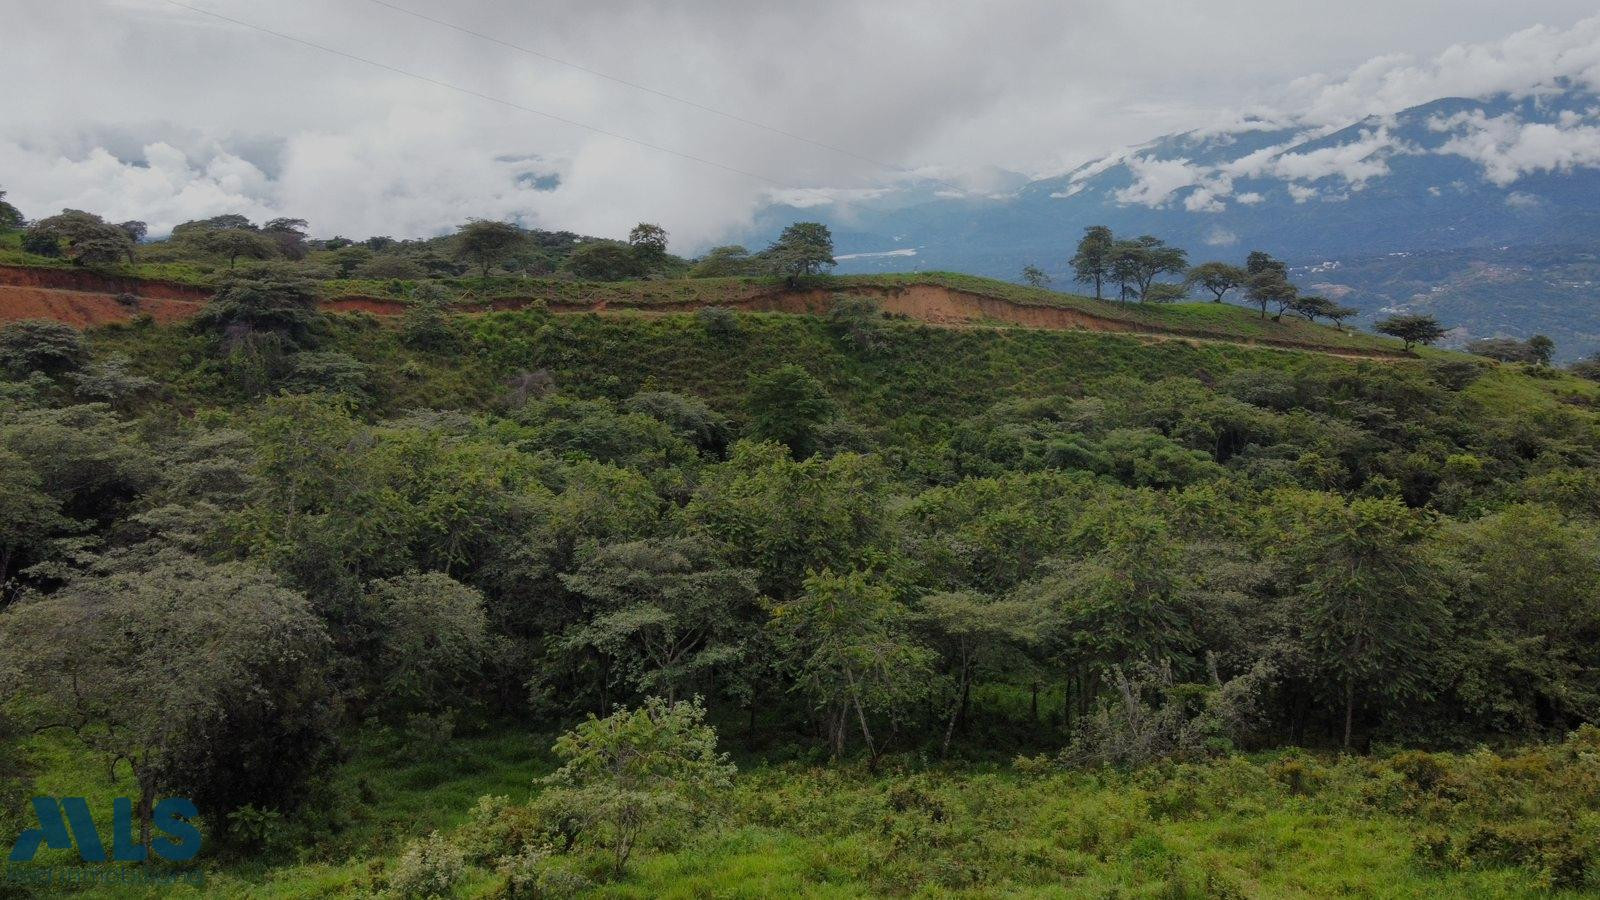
[0,265,1408,360]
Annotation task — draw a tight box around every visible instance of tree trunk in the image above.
[1343,680,1355,751]
[137,781,155,856]
[941,655,969,758]
[1030,682,1039,724]
[844,670,877,770]
[957,656,972,733]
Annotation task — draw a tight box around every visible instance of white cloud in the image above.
[1204,226,1239,246]
[5,2,1600,244]
[1287,184,1320,203]
[1505,190,1545,208]
[1430,109,1600,185]
[1113,156,1207,206]
[766,187,896,209]
[0,141,278,234]
[1278,15,1600,127]
[1267,128,1403,184]
[1235,191,1265,204]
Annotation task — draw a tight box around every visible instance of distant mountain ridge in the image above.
[744,85,1600,359]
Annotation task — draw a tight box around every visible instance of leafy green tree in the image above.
[1272,493,1448,748]
[901,470,1102,596]
[117,220,147,243]
[1441,504,1600,732]
[365,572,494,716]
[826,295,885,352]
[1246,268,1297,320]
[746,364,833,458]
[20,228,60,257]
[1528,334,1555,365]
[401,283,457,351]
[560,537,760,702]
[687,441,889,601]
[1325,302,1360,330]
[1024,507,1194,719]
[0,319,87,376]
[689,245,757,278]
[172,213,254,235]
[0,189,21,231]
[195,263,323,347]
[1071,225,1114,300]
[1021,265,1051,288]
[542,697,734,875]
[190,227,276,269]
[628,222,669,266]
[622,391,729,455]
[0,448,72,587]
[1467,337,1535,363]
[0,552,334,849]
[772,569,933,767]
[765,222,835,282]
[1124,235,1188,300]
[1375,314,1447,350]
[455,219,524,286]
[566,240,647,281]
[918,591,1043,754]
[512,394,699,486]
[1245,250,1287,279]
[1288,294,1336,323]
[1108,240,1143,301]
[328,244,373,277]
[0,402,159,520]
[1187,261,1248,302]
[262,217,310,260]
[68,353,158,407]
[26,210,134,266]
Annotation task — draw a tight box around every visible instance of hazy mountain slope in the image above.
[744,87,1600,358]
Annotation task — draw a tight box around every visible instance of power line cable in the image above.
[360,0,968,195]
[154,0,788,186]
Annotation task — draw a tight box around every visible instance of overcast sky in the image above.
[5,1,1599,249]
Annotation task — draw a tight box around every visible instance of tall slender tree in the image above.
[1071,225,1115,300]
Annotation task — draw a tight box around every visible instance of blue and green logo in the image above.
[8,796,201,863]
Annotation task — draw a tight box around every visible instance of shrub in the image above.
[826,295,885,352]
[494,843,591,899]
[1062,659,1272,769]
[696,305,740,338]
[224,804,286,854]
[459,795,545,864]
[542,697,735,875]
[0,319,87,376]
[283,350,370,398]
[389,831,466,899]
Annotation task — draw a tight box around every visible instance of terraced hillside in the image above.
[0,264,1407,359]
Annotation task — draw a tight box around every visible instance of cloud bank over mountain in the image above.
[4,1,1598,248]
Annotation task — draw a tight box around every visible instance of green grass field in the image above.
[13,725,1597,898]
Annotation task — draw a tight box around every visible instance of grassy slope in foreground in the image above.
[19,724,1598,898]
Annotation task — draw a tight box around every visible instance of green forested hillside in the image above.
[4,273,1600,896]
